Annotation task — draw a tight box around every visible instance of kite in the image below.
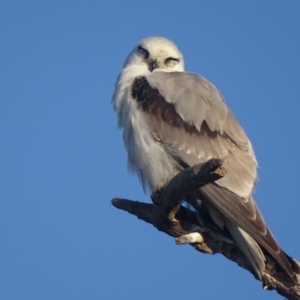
[112,36,298,283]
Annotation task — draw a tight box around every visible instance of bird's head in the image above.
[124,36,185,73]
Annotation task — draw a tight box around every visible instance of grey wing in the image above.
[142,72,297,282]
[147,71,257,198]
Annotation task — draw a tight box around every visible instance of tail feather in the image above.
[226,219,265,279]
[198,183,299,284]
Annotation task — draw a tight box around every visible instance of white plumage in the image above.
[112,36,298,283]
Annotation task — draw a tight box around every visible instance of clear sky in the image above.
[1,1,300,299]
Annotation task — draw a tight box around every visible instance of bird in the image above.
[112,36,299,283]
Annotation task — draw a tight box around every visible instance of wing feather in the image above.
[146,72,257,197]
[131,73,297,282]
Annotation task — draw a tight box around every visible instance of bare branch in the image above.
[111,159,300,299]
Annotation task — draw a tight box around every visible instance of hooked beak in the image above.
[148,59,158,72]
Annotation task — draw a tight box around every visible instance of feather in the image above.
[129,73,297,283]
[112,36,298,283]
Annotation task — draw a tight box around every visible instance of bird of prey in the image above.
[112,36,299,283]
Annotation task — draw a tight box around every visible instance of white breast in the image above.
[112,67,178,192]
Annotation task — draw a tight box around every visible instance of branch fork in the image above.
[112,159,300,299]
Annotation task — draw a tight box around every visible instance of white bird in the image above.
[112,36,298,283]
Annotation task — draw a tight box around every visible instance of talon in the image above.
[151,190,161,204]
[151,181,166,204]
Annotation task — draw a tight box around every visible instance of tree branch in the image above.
[111,159,300,299]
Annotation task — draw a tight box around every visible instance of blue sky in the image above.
[1,1,300,299]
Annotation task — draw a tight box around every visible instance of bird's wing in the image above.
[131,72,297,283]
[138,71,257,197]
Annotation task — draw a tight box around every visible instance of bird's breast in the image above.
[122,91,178,192]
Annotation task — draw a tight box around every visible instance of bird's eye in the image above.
[165,57,180,68]
[137,46,149,60]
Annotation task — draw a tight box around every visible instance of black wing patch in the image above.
[132,76,206,135]
[131,76,298,283]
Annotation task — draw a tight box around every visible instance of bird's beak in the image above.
[148,59,158,72]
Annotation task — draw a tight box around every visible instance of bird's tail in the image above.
[198,184,299,284]
[225,219,265,280]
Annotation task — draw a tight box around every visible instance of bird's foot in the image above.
[150,190,161,204]
[150,182,166,204]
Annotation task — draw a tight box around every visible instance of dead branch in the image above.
[111,158,300,300]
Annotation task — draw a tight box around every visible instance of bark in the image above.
[111,159,300,299]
